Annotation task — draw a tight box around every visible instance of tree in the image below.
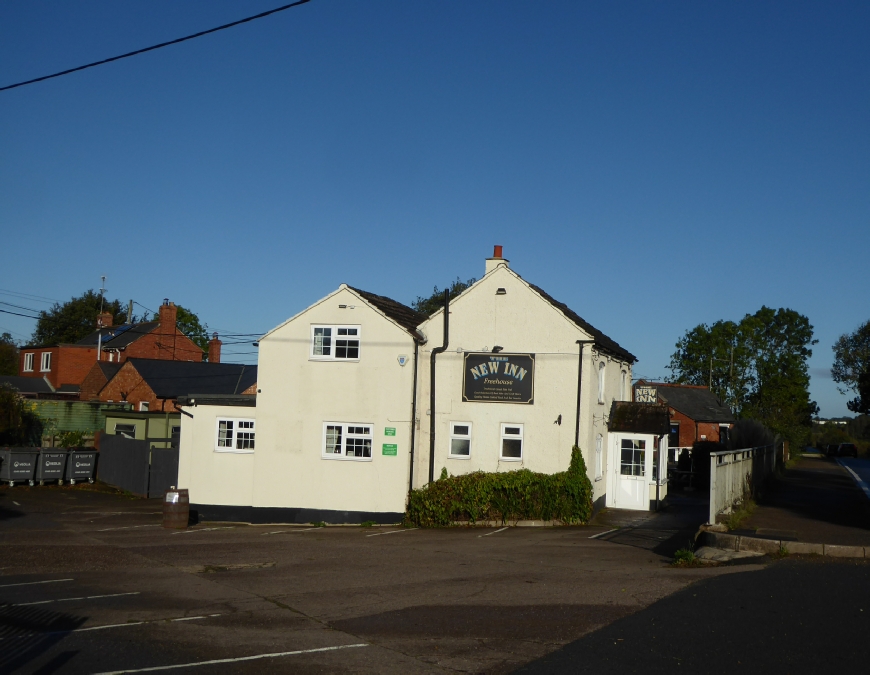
[412,277,476,317]
[668,306,818,448]
[832,320,870,414]
[0,333,18,376]
[31,290,127,345]
[0,385,44,446]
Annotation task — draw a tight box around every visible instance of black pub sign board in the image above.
[462,353,535,404]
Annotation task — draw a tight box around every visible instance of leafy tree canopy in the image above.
[832,320,870,414]
[412,277,476,317]
[31,290,128,346]
[668,306,819,448]
[0,385,44,446]
[0,332,18,376]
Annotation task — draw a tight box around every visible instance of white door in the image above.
[610,434,649,510]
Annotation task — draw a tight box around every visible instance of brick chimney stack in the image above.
[485,244,509,275]
[97,311,113,328]
[208,332,221,363]
[158,299,177,333]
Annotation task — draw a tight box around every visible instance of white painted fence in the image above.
[708,445,775,525]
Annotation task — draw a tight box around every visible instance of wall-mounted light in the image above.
[252,342,259,347]
[339,304,347,309]
[492,345,503,353]
[496,288,507,295]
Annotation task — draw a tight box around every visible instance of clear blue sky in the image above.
[1,1,867,417]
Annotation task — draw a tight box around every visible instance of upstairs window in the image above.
[23,353,34,372]
[322,422,372,460]
[597,361,606,403]
[215,418,256,453]
[311,325,360,360]
[40,352,52,372]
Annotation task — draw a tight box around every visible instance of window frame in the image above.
[214,417,256,454]
[500,423,524,461]
[114,423,136,439]
[595,434,603,480]
[40,351,52,372]
[23,353,34,372]
[448,422,473,459]
[597,360,606,404]
[310,324,361,361]
[138,401,149,412]
[321,422,374,462]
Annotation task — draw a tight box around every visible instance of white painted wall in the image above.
[178,404,256,506]
[250,285,418,515]
[415,263,633,507]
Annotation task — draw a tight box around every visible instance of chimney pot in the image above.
[485,245,509,275]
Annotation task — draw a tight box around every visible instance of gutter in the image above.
[428,291,450,484]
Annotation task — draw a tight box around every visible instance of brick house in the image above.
[19,299,218,397]
[98,358,257,412]
[633,381,735,452]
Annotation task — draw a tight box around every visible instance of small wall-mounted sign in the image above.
[382,444,398,456]
[635,386,657,403]
[384,427,396,436]
[397,355,409,366]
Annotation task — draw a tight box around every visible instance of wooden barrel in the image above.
[163,488,189,529]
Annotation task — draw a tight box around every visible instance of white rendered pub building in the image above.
[178,247,665,523]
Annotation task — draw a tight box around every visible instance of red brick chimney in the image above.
[97,311,113,328]
[485,245,509,274]
[208,332,221,363]
[158,299,177,333]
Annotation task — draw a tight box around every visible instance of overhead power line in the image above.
[0,0,312,92]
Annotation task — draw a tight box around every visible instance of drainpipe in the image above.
[407,339,421,498]
[574,340,595,447]
[428,291,449,484]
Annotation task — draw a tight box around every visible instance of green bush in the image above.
[405,446,593,527]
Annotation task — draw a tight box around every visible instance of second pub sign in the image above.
[462,353,535,404]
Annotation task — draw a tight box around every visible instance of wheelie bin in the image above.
[65,448,98,485]
[0,447,40,487]
[37,449,69,485]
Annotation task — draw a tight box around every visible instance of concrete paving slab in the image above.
[824,544,865,558]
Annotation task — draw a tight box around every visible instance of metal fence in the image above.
[708,444,775,525]
[98,433,179,498]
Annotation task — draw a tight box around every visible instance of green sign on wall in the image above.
[384,427,396,436]
[382,444,398,456]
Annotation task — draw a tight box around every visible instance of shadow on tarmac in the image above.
[0,603,86,674]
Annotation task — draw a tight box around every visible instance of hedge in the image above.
[404,446,593,527]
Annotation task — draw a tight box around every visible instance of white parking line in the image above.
[588,528,619,539]
[172,527,234,535]
[261,528,318,535]
[93,643,369,674]
[839,460,870,499]
[478,527,509,538]
[97,525,161,532]
[13,592,140,607]
[0,578,73,589]
[365,528,418,537]
[0,614,222,640]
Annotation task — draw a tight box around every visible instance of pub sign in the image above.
[462,352,535,404]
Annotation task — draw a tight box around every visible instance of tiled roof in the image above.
[125,359,257,399]
[0,376,54,395]
[654,384,736,423]
[76,322,160,348]
[348,287,426,339]
[528,284,636,363]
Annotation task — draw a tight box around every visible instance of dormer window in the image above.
[40,352,52,372]
[311,325,360,361]
[23,353,34,372]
